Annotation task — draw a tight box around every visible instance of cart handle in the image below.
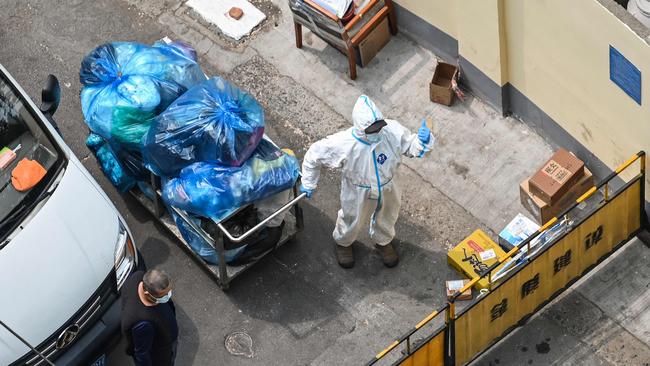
[216,193,307,243]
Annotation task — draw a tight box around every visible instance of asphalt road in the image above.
[3,1,649,366]
[1,1,448,365]
[0,1,204,364]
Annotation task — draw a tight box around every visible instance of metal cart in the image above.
[131,173,305,290]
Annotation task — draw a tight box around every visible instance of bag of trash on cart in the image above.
[143,77,265,176]
[162,140,300,221]
[79,41,205,142]
[169,204,286,266]
[169,209,248,265]
[86,133,148,192]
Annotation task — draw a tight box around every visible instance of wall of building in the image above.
[394,0,650,183]
[394,0,457,39]
[504,0,650,175]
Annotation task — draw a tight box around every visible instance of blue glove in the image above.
[299,185,314,198]
[418,120,431,145]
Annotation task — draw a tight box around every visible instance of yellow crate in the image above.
[447,229,506,290]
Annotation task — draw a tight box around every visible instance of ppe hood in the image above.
[352,95,384,134]
[0,159,119,364]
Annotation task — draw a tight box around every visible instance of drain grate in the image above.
[225,331,254,358]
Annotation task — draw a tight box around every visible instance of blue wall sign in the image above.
[609,46,642,105]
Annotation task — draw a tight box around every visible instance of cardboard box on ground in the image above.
[446,279,472,301]
[430,62,457,106]
[447,230,506,290]
[529,148,585,204]
[498,213,540,252]
[521,166,594,225]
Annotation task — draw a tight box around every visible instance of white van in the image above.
[0,64,140,365]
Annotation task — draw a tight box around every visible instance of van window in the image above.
[0,73,63,235]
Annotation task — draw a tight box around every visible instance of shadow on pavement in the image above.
[223,193,456,341]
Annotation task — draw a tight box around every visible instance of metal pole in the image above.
[217,193,306,243]
[641,152,648,230]
[0,320,55,366]
[448,302,456,366]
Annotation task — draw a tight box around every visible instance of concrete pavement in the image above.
[1,0,648,365]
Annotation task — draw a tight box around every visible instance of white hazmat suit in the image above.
[301,95,434,247]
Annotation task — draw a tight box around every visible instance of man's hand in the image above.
[418,120,431,145]
[300,185,314,198]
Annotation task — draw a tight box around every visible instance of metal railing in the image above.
[368,151,647,366]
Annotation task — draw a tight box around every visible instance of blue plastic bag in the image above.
[86,133,137,193]
[153,39,198,62]
[168,208,247,265]
[79,42,206,143]
[162,140,300,221]
[143,77,265,176]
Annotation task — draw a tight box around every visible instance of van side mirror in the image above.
[40,75,60,117]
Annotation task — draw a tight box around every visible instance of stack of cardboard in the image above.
[520,149,594,224]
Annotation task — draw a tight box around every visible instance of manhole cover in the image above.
[225,331,254,358]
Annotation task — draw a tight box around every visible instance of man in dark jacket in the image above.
[121,269,178,366]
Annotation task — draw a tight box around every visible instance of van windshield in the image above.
[0,72,63,233]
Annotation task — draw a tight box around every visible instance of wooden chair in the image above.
[290,0,398,80]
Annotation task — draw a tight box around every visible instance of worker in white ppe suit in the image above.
[300,95,434,268]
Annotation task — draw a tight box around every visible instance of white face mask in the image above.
[366,133,381,143]
[152,290,172,304]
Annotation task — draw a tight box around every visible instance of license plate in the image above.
[91,354,106,366]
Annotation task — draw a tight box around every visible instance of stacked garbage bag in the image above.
[80,40,206,191]
[79,40,300,265]
[143,77,266,176]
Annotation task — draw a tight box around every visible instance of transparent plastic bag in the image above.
[162,140,300,221]
[79,42,206,142]
[143,77,265,176]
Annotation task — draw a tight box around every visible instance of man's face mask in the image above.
[366,133,382,143]
[151,290,172,304]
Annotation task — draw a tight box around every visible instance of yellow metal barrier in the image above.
[367,151,647,366]
[365,307,448,366]
[400,328,446,366]
[455,178,641,364]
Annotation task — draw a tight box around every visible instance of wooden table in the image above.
[290,0,398,80]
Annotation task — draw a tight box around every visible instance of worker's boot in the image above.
[336,244,355,269]
[376,242,399,268]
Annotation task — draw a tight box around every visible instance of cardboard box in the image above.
[446,279,472,301]
[520,167,594,225]
[430,62,457,106]
[498,213,540,252]
[447,229,506,290]
[355,17,390,68]
[529,149,585,204]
